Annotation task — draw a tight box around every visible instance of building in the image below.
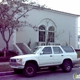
[0,6,79,50]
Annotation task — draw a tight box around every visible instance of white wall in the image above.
[16,8,78,49]
[0,8,78,50]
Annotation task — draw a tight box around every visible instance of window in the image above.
[48,26,54,42]
[39,25,55,42]
[42,47,52,54]
[39,25,45,42]
[61,46,74,52]
[53,47,63,54]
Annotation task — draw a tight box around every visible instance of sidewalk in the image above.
[0,62,14,76]
[0,71,14,76]
[0,62,9,65]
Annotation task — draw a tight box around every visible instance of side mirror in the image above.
[40,51,43,55]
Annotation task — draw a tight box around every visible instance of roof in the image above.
[50,9,80,17]
[33,5,80,17]
[4,1,79,17]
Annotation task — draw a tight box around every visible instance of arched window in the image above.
[39,25,45,42]
[48,26,54,42]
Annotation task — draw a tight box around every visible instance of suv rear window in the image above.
[61,46,74,52]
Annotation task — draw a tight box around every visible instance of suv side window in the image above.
[61,46,74,52]
[42,47,52,54]
[53,47,63,54]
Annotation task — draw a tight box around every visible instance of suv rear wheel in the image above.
[62,60,72,72]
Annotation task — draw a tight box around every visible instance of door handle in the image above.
[50,55,53,57]
[61,55,64,56]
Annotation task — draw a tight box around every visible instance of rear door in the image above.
[52,47,64,65]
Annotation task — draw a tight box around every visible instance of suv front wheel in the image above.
[23,63,37,77]
[62,60,72,72]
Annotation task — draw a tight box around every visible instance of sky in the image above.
[38,0,80,15]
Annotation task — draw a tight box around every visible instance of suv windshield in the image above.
[33,47,42,53]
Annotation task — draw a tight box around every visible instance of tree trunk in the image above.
[4,41,9,57]
[6,41,9,54]
[0,30,11,57]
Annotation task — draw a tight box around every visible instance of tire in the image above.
[62,60,72,72]
[23,63,37,77]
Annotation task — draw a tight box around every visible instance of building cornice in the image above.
[33,5,80,17]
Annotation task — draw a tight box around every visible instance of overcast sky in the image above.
[38,0,80,15]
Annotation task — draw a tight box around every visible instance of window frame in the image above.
[48,26,54,42]
[39,25,45,42]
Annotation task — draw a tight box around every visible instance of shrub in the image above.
[0,50,18,62]
[0,51,4,57]
[0,57,9,62]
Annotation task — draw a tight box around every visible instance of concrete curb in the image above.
[0,71,14,76]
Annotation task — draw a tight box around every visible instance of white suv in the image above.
[10,45,78,77]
